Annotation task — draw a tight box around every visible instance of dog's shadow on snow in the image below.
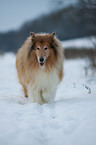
[0,93,92,106]
[17,95,93,106]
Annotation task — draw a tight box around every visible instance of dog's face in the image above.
[29,32,57,69]
[35,41,50,67]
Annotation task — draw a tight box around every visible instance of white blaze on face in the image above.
[38,56,40,63]
[37,45,47,70]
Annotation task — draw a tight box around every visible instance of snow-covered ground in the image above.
[62,36,96,49]
[0,53,96,145]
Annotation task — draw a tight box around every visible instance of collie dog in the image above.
[16,32,64,104]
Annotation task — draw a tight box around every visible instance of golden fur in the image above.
[16,32,64,104]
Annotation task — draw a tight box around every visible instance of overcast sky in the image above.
[0,0,77,33]
[0,0,51,32]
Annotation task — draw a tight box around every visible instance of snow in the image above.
[62,36,96,49]
[0,53,96,145]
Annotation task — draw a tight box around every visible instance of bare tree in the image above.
[90,37,96,67]
[78,0,96,21]
[49,0,77,12]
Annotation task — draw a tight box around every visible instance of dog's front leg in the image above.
[28,86,44,105]
[42,88,56,104]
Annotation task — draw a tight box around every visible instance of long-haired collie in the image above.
[16,32,64,105]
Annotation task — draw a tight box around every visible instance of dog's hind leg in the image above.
[23,85,28,98]
[59,69,63,82]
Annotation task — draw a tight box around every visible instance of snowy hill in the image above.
[0,53,96,145]
[62,36,96,58]
[62,36,96,49]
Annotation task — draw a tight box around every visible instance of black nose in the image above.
[39,57,44,63]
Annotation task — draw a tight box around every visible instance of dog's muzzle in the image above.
[39,57,45,66]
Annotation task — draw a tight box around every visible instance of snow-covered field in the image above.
[62,36,96,49]
[0,53,96,145]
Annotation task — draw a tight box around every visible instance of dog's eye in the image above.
[37,47,40,50]
[45,47,48,50]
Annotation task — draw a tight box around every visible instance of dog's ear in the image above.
[30,32,35,41]
[50,32,55,39]
[50,32,58,57]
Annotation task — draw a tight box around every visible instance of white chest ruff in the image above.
[28,68,59,104]
[36,69,58,88]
